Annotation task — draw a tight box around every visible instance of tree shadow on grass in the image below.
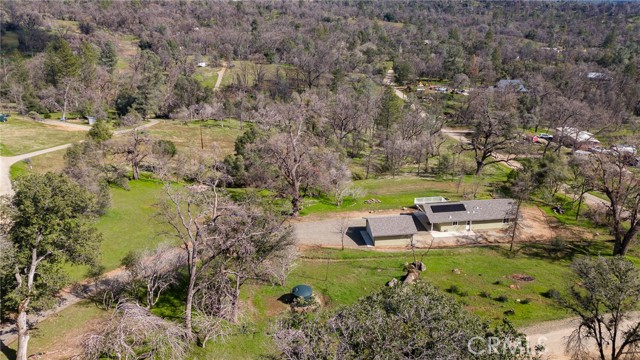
[487,239,613,262]
[0,339,16,360]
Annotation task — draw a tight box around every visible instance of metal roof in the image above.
[420,199,515,224]
[365,214,421,238]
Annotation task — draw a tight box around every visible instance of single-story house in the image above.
[364,214,422,246]
[417,199,516,232]
[363,199,517,246]
[556,127,600,150]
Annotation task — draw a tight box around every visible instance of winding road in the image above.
[0,119,159,196]
[0,119,162,349]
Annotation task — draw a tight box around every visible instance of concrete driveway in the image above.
[294,217,368,248]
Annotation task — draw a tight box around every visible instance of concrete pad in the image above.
[431,230,476,238]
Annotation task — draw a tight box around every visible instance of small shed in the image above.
[86,116,96,125]
[292,285,313,301]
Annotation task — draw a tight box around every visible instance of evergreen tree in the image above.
[44,39,78,86]
[376,87,403,136]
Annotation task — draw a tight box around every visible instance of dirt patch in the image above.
[510,274,535,282]
[266,295,290,317]
[517,207,555,242]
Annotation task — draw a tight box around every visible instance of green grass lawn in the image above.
[186,244,613,358]
[0,115,85,156]
[67,179,174,280]
[298,161,511,217]
[0,301,108,360]
[0,31,19,51]
[194,66,220,89]
[9,149,68,179]
[146,118,244,156]
[3,242,627,359]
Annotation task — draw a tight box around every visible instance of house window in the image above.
[452,221,459,226]
[503,218,510,224]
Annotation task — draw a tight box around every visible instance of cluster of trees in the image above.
[0,173,103,360]
[0,168,297,359]
[1,1,639,122]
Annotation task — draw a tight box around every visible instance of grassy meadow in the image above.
[0,115,85,156]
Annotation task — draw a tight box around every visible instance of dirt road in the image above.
[214,63,227,91]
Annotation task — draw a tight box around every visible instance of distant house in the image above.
[417,199,516,232]
[197,62,208,67]
[555,127,600,150]
[364,214,422,246]
[497,79,528,93]
[586,72,610,81]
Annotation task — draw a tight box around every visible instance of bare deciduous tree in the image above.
[83,301,188,360]
[558,256,640,360]
[121,130,151,180]
[462,112,518,175]
[249,95,350,216]
[589,151,640,256]
[122,243,185,309]
[159,181,225,339]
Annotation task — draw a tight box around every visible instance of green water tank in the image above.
[292,284,313,301]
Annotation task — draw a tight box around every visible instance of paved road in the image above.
[0,118,165,349]
[0,144,73,196]
[522,313,640,359]
[0,120,160,196]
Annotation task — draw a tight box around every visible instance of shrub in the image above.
[446,285,467,297]
[479,291,491,298]
[351,168,366,181]
[152,139,177,158]
[446,285,459,294]
[519,298,531,305]
[494,295,509,303]
[493,280,502,285]
[27,111,41,121]
[542,289,560,299]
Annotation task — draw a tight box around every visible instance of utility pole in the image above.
[200,122,204,150]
